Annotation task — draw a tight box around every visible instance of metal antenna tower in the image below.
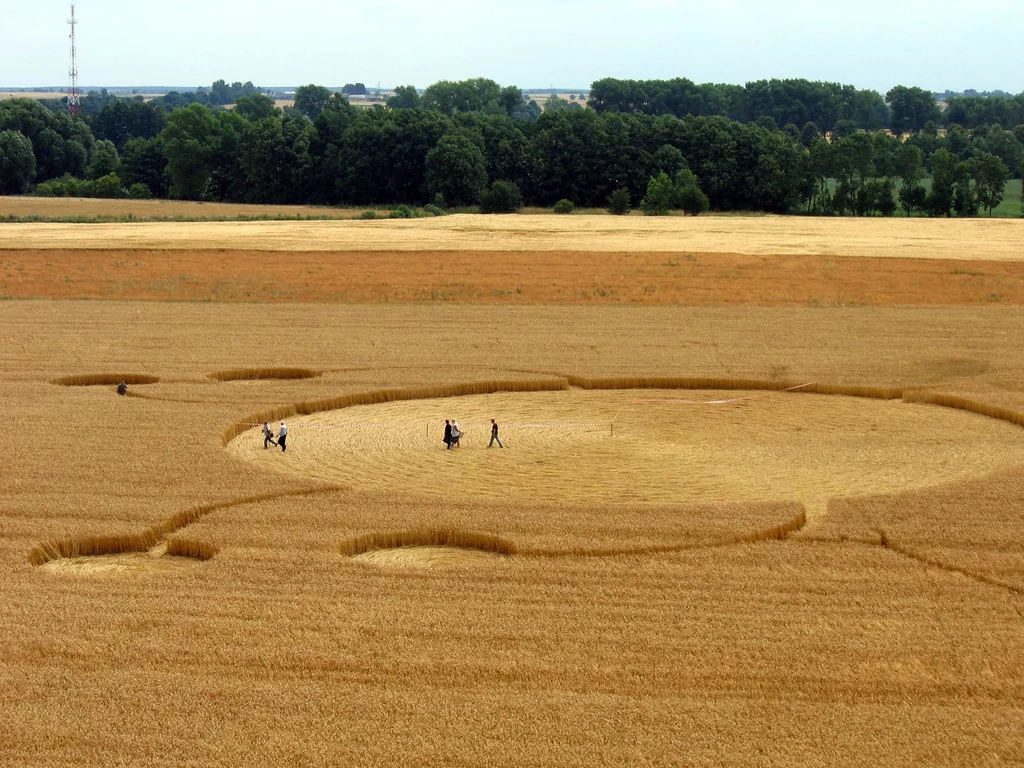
[67,3,80,115]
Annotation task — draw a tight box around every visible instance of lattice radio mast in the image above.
[67,3,80,115]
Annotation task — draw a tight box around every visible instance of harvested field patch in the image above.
[5,248,1024,305]
[2,215,1022,259]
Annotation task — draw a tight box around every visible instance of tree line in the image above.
[0,77,1021,217]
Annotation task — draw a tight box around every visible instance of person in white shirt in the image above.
[278,422,289,452]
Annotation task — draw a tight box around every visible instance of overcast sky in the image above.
[1,0,1022,94]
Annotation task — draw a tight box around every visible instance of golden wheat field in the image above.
[3,212,1024,259]
[2,214,1024,766]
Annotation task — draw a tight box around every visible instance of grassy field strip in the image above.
[1,214,1023,259]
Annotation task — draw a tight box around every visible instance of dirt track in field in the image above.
[3,248,1024,305]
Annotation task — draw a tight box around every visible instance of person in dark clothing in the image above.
[117,381,128,397]
[262,421,277,449]
[443,420,453,450]
[488,419,504,448]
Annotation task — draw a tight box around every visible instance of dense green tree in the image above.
[974,128,1022,178]
[425,132,488,206]
[234,95,279,121]
[529,109,608,205]
[90,100,165,150]
[640,172,675,215]
[899,180,927,216]
[127,182,152,199]
[876,178,898,217]
[120,137,168,197]
[479,180,523,213]
[294,85,333,119]
[91,172,125,199]
[208,110,250,202]
[896,143,926,216]
[606,187,631,215]
[160,103,218,199]
[336,108,452,204]
[310,95,360,203]
[453,113,529,188]
[387,85,421,110]
[926,148,958,216]
[799,121,820,146]
[945,94,1024,129]
[651,144,686,177]
[674,169,710,215]
[87,139,120,179]
[545,94,582,113]
[801,137,834,213]
[423,79,520,117]
[886,86,941,134]
[590,77,887,132]
[0,129,37,193]
[511,99,542,122]
[209,80,260,105]
[0,98,91,180]
[832,120,858,139]
[952,160,980,217]
[238,113,316,203]
[974,153,1010,215]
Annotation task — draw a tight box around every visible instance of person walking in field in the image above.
[278,421,289,452]
[444,419,453,450]
[488,419,504,448]
[117,381,128,397]
[450,420,462,449]
[262,421,277,449]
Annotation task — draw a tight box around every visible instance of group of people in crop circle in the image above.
[257,418,503,453]
[444,419,503,450]
[262,421,288,452]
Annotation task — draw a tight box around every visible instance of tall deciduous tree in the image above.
[886,86,941,134]
[640,171,675,215]
[120,137,168,197]
[387,86,421,110]
[294,85,333,120]
[974,153,1010,215]
[0,129,36,193]
[235,95,279,121]
[87,139,119,179]
[160,103,217,199]
[425,132,488,206]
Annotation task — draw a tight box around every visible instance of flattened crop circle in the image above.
[231,389,1024,516]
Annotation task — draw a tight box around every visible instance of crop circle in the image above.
[230,388,1024,518]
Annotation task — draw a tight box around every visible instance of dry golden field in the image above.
[2,215,1024,766]
[0,91,65,100]
[2,213,1023,259]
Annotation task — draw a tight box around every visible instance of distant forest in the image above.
[1,76,1022,217]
